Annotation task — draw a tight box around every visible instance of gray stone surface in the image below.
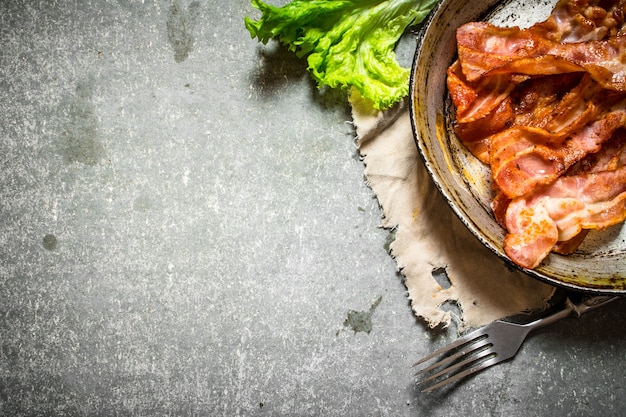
[0,1,625,416]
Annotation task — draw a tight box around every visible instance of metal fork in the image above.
[414,295,618,392]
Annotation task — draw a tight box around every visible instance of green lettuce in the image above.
[244,0,438,110]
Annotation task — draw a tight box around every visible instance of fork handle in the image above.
[523,295,619,332]
[568,295,619,317]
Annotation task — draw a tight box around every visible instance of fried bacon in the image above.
[533,0,626,42]
[447,0,626,269]
[504,166,626,268]
[448,0,626,123]
[491,105,626,199]
[457,22,626,90]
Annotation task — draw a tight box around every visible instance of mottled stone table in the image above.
[1,1,625,415]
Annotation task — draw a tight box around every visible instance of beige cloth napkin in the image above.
[350,90,556,330]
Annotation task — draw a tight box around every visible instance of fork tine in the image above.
[420,355,501,393]
[415,336,491,375]
[412,327,488,367]
[418,345,495,386]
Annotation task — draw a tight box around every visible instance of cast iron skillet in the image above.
[409,0,626,294]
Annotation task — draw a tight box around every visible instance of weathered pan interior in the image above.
[409,0,626,293]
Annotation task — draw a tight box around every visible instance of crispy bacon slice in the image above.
[532,0,626,43]
[447,61,517,124]
[510,72,587,130]
[568,127,626,173]
[491,106,626,199]
[504,166,626,269]
[456,22,626,91]
[504,199,559,269]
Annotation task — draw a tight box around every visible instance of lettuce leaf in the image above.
[244,0,437,110]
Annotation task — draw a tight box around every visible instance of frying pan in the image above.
[409,0,626,293]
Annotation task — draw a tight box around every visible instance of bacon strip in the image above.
[457,22,626,91]
[448,61,517,124]
[533,0,626,43]
[486,0,626,56]
[491,107,626,199]
[504,167,626,269]
[568,127,626,174]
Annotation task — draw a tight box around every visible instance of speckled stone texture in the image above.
[0,1,625,416]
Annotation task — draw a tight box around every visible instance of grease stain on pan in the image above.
[435,112,455,179]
